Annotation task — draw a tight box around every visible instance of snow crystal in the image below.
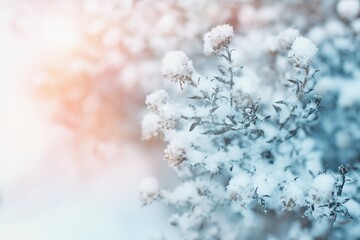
[139,177,160,205]
[288,36,318,68]
[337,0,360,21]
[161,51,194,87]
[203,24,234,56]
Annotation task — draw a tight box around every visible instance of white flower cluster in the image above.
[139,177,160,206]
[145,89,169,114]
[141,20,357,239]
[161,51,194,89]
[288,36,318,68]
[164,143,188,167]
[141,89,179,140]
[203,24,234,56]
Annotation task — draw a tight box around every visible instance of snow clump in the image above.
[288,36,318,68]
[203,24,234,56]
[161,51,194,89]
[336,0,360,21]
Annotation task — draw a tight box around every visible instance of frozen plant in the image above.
[141,24,358,239]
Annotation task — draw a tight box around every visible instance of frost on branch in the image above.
[141,22,356,239]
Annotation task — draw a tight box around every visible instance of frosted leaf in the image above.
[203,24,234,56]
[164,143,187,167]
[337,0,360,21]
[161,51,194,88]
[277,28,300,51]
[288,37,318,68]
[146,89,169,113]
[139,177,160,206]
[141,113,161,140]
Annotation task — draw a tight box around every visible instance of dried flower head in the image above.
[203,24,234,56]
[164,143,187,167]
[161,51,194,89]
[288,36,318,68]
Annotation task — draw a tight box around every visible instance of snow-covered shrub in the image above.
[141,24,359,239]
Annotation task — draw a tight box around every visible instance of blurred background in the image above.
[1,0,359,239]
[0,0,235,239]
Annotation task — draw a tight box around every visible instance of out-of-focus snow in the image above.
[0,11,167,239]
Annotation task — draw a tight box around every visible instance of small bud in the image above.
[338,165,348,175]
